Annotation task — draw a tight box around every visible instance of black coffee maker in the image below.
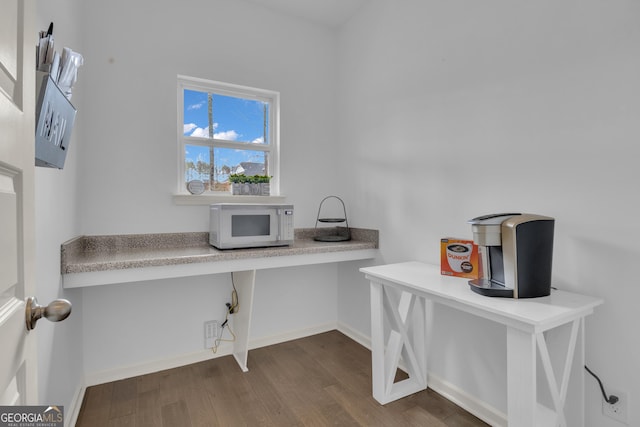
[468,213,555,298]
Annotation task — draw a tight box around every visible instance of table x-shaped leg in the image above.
[371,281,427,404]
[536,318,582,427]
[508,318,583,427]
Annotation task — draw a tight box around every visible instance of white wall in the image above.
[336,1,640,426]
[74,0,344,379]
[76,0,340,234]
[82,265,338,377]
[35,0,85,413]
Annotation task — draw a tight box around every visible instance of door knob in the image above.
[25,297,72,331]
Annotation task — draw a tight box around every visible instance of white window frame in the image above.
[175,75,281,203]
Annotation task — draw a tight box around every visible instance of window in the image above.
[177,75,279,196]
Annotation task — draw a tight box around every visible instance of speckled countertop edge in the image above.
[61,227,378,274]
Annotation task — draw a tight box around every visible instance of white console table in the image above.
[360,262,603,427]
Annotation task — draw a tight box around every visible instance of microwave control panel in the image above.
[279,208,294,241]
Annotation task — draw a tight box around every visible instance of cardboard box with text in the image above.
[440,238,479,279]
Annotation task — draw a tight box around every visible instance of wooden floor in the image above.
[76,330,489,427]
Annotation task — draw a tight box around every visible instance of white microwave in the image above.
[209,203,294,249]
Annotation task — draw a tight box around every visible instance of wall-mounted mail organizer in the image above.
[35,71,76,169]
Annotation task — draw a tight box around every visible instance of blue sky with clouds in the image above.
[183,90,269,182]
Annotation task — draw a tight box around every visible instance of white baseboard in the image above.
[85,346,233,387]
[65,381,86,427]
[427,373,507,427]
[336,321,371,349]
[248,322,337,350]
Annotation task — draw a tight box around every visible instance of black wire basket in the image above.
[314,196,351,242]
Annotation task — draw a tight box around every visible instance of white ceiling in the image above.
[244,0,369,27]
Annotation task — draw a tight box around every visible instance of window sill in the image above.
[173,193,287,205]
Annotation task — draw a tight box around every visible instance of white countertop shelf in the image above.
[61,228,378,288]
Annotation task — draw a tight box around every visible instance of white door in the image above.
[0,0,38,405]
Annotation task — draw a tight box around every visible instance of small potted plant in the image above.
[229,174,271,195]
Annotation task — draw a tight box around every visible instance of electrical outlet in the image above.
[602,389,628,425]
[204,320,218,349]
